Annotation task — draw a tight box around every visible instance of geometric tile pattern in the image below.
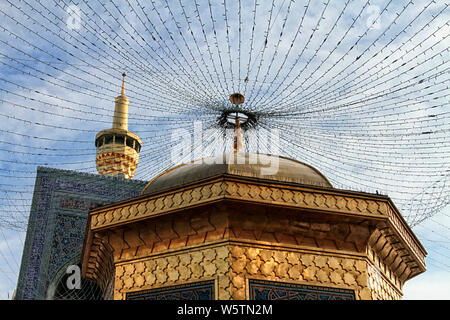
[15,167,147,300]
[49,214,87,278]
[249,279,355,300]
[126,280,215,300]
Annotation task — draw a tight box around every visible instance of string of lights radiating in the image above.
[0,0,449,226]
[0,0,449,299]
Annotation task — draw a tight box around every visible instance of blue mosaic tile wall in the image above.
[249,279,356,300]
[126,281,215,300]
[15,167,147,300]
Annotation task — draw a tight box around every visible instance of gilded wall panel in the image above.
[227,244,374,300]
[114,244,233,300]
[112,242,394,300]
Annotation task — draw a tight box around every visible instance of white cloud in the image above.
[0,229,24,300]
[403,271,450,300]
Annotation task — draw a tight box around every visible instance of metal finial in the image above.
[233,116,243,152]
[229,93,245,106]
[121,72,126,96]
[229,93,245,152]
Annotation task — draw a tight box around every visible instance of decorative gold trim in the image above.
[90,178,388,231]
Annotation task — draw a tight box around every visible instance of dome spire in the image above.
[229,93,245,152]
[121,72,126,96]
[112,73,129,130]
[95,72,142,179]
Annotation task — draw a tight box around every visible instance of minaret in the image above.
[95,73,142,179]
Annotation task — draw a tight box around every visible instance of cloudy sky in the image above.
[0,0,449,299]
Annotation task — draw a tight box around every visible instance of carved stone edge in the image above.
[88,177,389,231]
[385,201,427,269]
[81,231,114,298]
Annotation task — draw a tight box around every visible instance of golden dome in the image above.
[142,152,332,195]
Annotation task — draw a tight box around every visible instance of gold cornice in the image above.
[88,176,389,232]
[385,200,427,263]
[97,173,389,213]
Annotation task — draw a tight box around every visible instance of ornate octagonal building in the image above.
[81,152,426,300]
